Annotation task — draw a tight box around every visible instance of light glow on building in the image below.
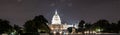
[52,10,61,24]
[49,10,78,34]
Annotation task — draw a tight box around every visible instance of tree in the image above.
[33,15,50,33]
[118,20,120,33]
[0,19,13,34]
[78,20,85,28]
[14,24,21,31]
[23,15,50,33]
[24,20,37,32]
[85,23,92,30]
[118,20,120,25]
[109,23,119,33]
[13,24,21,35]
[78,20,85,35]
[93,19,110,33]
[67,27,73,33]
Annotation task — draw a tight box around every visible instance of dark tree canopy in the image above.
[118,20,120,25]
[0,19,12,34]
[13,24,22,35]
[77,20,86,35]
[33,15,48,23]
[92,19,111,33]
[33,15,50,33]
[93,19,109,28]
[14,24,21,31]
[23,15,50,33]
[24,20,37,32]
[118,20,120,32]
[78,20,85,28]
[67,27,73,33]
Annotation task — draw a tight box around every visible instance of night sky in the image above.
[0,0,120,27]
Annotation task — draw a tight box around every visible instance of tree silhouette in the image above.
[85,23,92,30]
[109,23,119,33]
[0,19,13,34]
[24,20,37,32]
[13,24,21,35]
[78,20,85,35]
[14,24,21,31]
[67,27,73,33]
[78,20,85,28]
[33,15,50,33]
[118,20,120,33]
[23,15,50,34]
[93,19,110,33]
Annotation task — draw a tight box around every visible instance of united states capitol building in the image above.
[48,10,78,34]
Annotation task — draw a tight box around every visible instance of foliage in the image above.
[92,19,120,33]
[77,19,120,33]
[78,20,85,28]
[24,20,38,32]
[92,19,110,32]
[67,27,73,33]
[23,15,50,33]
[33,15,50,33]
[78,20,85,35]
[13,24,21,35]
[0,19,13,34]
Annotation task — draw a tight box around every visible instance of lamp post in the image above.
[82,23,86,35]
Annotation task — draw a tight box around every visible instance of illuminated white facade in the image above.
[49,10,78,34]
[52,10,61,24]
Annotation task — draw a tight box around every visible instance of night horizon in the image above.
[0,0,120,27]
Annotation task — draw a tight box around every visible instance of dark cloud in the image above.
[0,0,120,26]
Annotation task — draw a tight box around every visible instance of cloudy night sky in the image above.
[0,0,120,27]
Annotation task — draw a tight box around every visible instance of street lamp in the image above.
[83,24,86,28]
[95,27,103,33]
